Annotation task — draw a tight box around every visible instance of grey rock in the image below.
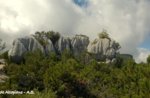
[71,35,89,56]
[19,36,44,52]
[111,58,117,62]
[87,38,120,61]
[55,37,72,54]
[43,37,55,55]
[8,39,27,63]
[0,59,6,64]
[0,75,8,83]
[8,34,122,63]
[106,59,111,64]
[8,36,44,63]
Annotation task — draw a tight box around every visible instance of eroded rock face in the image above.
[8,39,27,63]
[8,34,121,63]
[44,37,55,55]
[8,36,44,63]
[87,38,120,61]
[55,37,72,54]
[71,35,89,56]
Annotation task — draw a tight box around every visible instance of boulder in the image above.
[71,35,89,56]
[87,38,120,61]
[55,37,72,54]
[0,59,5,64]
[8,36,44,63]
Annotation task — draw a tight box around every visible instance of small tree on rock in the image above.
[33,31,60,45]
[98,30,110,39]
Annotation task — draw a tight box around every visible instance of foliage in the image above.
[33,31,48,47]
[1,50,150,98]
[98,30,109,39]
[46,31,60,45]
[147,55,150,64]
[0,51,8,59]
[0,90,56,98]
[113,41,121,50]
[33,31,60,46]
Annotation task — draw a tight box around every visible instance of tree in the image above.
[33,31,48,48]
[147,55,150,64]
[98,30,109,39]
[33,31,60,46]
[113,42,121,50]
[46,31,60,45]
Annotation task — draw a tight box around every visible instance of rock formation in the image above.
[87,37,120,61]
[43,37,55,55]
[8,33,121,63]
[55,37,72,54]
[71,35,89,56]
[8,36,44,63]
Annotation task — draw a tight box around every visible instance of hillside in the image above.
[8,31,121,64]
[0,31,150,98]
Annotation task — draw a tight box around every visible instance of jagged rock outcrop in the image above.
[87,38,120,61]
[71,35,89,56]
[55,37,72,54]
[43,37,55,55]
[8,33,122,63]
[8,36,44,63]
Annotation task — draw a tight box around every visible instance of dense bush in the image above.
[0,50,150,98]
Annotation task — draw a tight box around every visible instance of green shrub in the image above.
[147,55,150,64]
[1,48,150,98]
[98,30,109,39]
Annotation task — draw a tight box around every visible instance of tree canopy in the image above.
[0,30,150,98]
[0,49,150,98]
[98,30,110,39]
[34,31,60,46]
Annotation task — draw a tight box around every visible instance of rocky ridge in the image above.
[8,34,121,63]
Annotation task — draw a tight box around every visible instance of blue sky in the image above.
[73,0,88,7]
[140,37,150,49]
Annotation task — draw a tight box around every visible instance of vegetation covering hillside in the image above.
[0,32,150,98]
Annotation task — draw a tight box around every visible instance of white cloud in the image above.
[0,0,150,62]
[74,0,150,62]
[135,48,150,63]
[0,0,83,43]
